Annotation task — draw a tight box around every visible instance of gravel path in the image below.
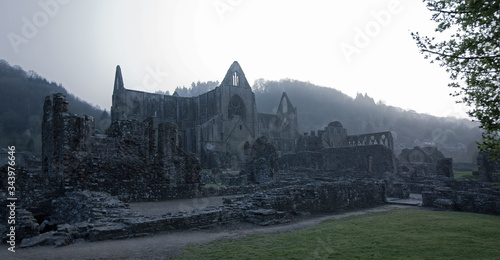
[0,204,419,260]
[128,195,236,216]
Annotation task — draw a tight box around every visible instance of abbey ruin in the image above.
[111,61,300,169]
[1,61,499,249]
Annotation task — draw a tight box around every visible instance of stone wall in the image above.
[422,179,500,215]
[345,131,394,151]
[226,180,386,214]
[477,152,500,182]
[242,136,279,184]
[280,145,396,179]
[41,94,201,203]
[16,179,386,246]
[397,146,454,178]
[110,62,299,168]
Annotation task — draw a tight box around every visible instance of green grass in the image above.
[175,209,500,260]
[205,183,224,188]
[454,171,479,179]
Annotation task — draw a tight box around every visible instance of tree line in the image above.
[0,60,109,154]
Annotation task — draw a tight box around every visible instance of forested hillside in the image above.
[0,60,109,153]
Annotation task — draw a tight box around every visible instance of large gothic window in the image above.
[228,95,246,119]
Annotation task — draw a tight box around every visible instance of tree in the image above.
[412,0,500,159]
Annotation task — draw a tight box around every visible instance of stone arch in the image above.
[228,94,246,119]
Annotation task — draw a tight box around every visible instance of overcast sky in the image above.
[0,0,470,118]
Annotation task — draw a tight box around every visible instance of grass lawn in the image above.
[454,171,478,179]
[175,209,500,259]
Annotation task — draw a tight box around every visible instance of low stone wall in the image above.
[226,180,386,214]
[17,179,386,246]
[421,179,500,215]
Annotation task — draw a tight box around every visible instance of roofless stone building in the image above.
[111,61,300,168]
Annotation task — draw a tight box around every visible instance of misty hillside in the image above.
[254,79,482,163]
[0,60,109,153]
[177,78,482,163]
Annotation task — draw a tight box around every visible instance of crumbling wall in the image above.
[346,131,394,151]
[242,136,279,184]
[41,94,201,202]
[296,132,323,152]
[279,151,323,171]
[397,146,453,178]
[228,180,386,214]
[279,145,396,179]
[18,179,386,246]
[422,179,500,215]
[477,152,500,182]
[322,145,396,177]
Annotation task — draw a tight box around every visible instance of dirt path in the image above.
[0,205,421,260]
[129,195,235,216]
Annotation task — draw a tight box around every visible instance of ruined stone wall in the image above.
[422,178,500,215]
[280,145,396,178]
[17,179,385,245]
[258,92,300,156]
[296,132,323,152]
[345,131,394,151]
[242,136,279,184]
[322,145,397,177]
[477,152,500,182]
[397,146,453,178]
[235,180,386,214]
[279,151,323,171]
[322,121,348,148]
[111,63,301,168]
[42,94,202,203]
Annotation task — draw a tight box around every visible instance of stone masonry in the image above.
[42,93,201,202]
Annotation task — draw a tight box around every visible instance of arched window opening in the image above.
[228,95,246,119]
[232,72,239,86]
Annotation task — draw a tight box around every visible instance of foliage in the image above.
[176,209,500,259]
[411,0,500,159]
[174,81,219,97]
[0,59,108,153]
